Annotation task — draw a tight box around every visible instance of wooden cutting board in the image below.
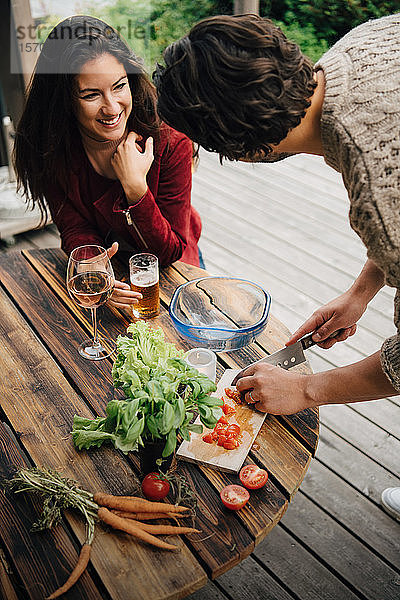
[176,369,267,473]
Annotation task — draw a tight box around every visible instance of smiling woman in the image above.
[75,59,132,142]
[14,15,202,310]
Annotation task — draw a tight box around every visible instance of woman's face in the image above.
[74,53,132,141]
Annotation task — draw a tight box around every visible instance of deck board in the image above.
[1,150,399,600]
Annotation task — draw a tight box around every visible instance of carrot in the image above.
[93,492,189,514]
[98,507,179,551]
[111,495,149,502]
[46,543,91,599]
[112,510,186,521]
[115,518,200,536]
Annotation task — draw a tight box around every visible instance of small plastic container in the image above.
[169,276,271,351]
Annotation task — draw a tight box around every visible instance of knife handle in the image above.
[301,329,344,349]
[300,333,316,350]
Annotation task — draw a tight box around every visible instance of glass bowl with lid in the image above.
[169,276,271,351]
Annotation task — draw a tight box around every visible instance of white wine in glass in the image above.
[67,245,115,360]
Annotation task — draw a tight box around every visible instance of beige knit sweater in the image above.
[315,13,400,391]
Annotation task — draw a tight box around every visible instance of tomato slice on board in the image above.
[224,388,243,403]
[214,423,228,435]
[223,438,239,450]
[222,403,236,416]
[225,424,240,437]
[217,435,227,446]
[239,465,269,490]
[220,484,250,510]
[217,416,229,425]
[202,433,214,444]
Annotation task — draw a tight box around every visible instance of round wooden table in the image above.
[0,250,318,600]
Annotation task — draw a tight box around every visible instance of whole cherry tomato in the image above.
[202,433,214,444]
[220,484,250,510]
[141,472,170,501]
[239,465,269,490]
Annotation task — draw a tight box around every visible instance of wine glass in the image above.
[67,245,115,360]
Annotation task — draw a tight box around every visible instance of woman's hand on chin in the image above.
[111,132,154,202]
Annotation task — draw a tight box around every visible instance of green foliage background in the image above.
[39,0,399,69]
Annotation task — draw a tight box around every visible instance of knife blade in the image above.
[230,333,315,386]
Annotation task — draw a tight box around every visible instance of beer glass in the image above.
[67,245,115,359]
[129,253,159,318]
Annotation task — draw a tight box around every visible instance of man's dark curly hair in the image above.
[154,14,317,161]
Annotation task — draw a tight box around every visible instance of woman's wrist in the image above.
[123,180,148,204]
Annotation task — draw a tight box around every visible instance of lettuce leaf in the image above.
[73,321,222,457]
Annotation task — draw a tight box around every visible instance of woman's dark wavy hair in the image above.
[155,14,317,162]
[14,15,160,222]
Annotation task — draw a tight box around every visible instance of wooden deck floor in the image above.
[1,151,399,599]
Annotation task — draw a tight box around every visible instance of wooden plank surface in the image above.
[0,548,19,600]
[0,247,317,598]
[197,462,287,547]
[300,459,400,570]
[0,249,285,582]
[280,492,400,600]
[0,285,207,600]
[0,422,104,600]
[253,525,361,600]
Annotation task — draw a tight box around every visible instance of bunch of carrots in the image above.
[8,467,198,599]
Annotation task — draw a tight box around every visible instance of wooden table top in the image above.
[0,248,318,600]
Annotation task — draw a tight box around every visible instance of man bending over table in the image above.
[154,13,400,520]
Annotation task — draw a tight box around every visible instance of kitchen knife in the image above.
[231,333,315,385]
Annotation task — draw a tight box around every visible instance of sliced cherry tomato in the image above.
[220,484,250,510]
[223,438,239,450]
[141,472,170,501]
[224,388,243,403]
[202,433,214,444]
[239,465,269,490]
[226,424,241,436]
[214,423,228,434]
[217,435,227,446]
[222,403,236,416]
[217,416,229,425]
[225,432,241,442]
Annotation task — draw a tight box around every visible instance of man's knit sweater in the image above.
[316,13,400,391]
